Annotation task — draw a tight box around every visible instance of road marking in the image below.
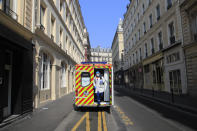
[71,112,90,131]
[114,106,134,126]
[98,112,102,131]
[86,112,90,131]
[102,112,108,131]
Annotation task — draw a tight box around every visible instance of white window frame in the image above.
[40,53,51,90]
[61,64,66,88]
[167,19,175,45]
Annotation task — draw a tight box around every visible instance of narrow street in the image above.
[1,87,197,131]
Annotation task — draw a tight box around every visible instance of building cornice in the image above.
[35,29,77,65]
[0,10,33,41]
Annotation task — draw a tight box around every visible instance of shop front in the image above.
[128,63,143,89]
[143,52,164,91]
[0,24,33,123]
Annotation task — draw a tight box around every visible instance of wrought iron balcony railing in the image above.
[2,6,18,21]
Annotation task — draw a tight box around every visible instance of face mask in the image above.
[96,74,100,77]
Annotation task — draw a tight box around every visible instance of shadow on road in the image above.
[73,104,111,114]
[114,87,197,130]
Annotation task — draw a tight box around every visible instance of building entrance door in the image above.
[3,51,12,118]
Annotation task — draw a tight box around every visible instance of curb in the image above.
[0,113,32,129]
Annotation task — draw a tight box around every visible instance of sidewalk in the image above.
[0,93,74,131]
[115,85,197,115]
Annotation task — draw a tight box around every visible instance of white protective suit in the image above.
[104,70,110,101]
[93,76,105,93]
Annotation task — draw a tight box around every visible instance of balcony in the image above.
[170,36,175,45]
[1,6,18,21]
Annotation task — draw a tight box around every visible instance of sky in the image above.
[79,0,129,48]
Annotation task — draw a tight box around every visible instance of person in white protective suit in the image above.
[93,71,105,105]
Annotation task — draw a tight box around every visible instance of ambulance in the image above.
[74,62,114,110]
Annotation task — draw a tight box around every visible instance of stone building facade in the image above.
[0,0,34,122]
[122,0,187,94]
[90,46,112,64]
[32,0,88,108]
[83,28,91,62]
[180,0,197,97]
[111,19,124,83]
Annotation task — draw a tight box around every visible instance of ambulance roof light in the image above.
[81,62,107,64]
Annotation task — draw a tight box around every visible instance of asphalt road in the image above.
[1,88,197,131]
[114,88,196,131]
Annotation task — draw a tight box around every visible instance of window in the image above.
[143,22,146,34]
[137,13,139,22]
[131,24,133,32]
[134,34,137,44]
[169,70,182,94]
[167,0,172,10]
[142,4,145,14]
[51,15,55,41]
[133,54,135,64]
[1,0,18,20]
[158,32,163,50]
[40,53,51,90]
[136,51,138,63]
[60,0,63,12]
[149,14,153,28]
[148,0,152,6]
[168,22,175,44]
[0,0,2,10]
[156,4,160,21]
[40,5,45,26]
[60,27,63,46]
[151,38,155,54]
[61,64,66,88]
[144,64,150,73]
[166,52,180,64]
[138,29,140,40]
[191,14,197,41]
[145,43,148,57]
[139,48,142,60]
